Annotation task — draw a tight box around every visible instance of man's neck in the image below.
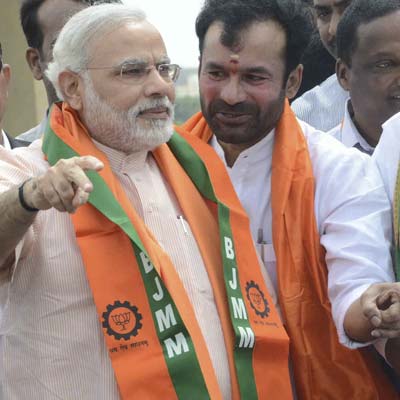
[218,141,248,167]
[217,131,272,167]
[348,102,379,148]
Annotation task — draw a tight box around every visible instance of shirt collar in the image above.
[340,100,374,154]
[93,139,149,174]
[211,128,275,168]
[1,130,11,150]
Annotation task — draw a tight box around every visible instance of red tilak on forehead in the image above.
[229,54,240,74]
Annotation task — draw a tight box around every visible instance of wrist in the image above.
[18,179,39,212]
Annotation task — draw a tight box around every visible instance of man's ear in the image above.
[26,47,44,80]
[285,64,303,100]
[58,70,83,110]
[336,58,350,91]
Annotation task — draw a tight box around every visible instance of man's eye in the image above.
[375,61,393,69]
[121,66,146,77]
[207,70,226,80]
[158,65,170,76]
[316,9,331,21]
[243,74,266,83]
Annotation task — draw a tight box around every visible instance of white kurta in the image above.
[211,118,395,350]
[328,99,375,155]
[373,111,400,204]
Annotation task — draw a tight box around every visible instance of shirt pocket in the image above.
[256,243,278,290]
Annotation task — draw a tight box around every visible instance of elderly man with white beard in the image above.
[0,4,293,400]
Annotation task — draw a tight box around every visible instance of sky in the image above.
[123,0,204,68]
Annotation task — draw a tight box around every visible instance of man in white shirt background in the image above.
[291,0,351,131]
[329,0,400,156]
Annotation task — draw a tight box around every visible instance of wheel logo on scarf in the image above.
[102,300,143,340]
[246,280,270,318]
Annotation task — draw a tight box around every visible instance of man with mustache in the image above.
[0,4,293,399]
[291,0,351,131]
[329,0,400,155]
[183,0,399,397]
[16,0,122,143]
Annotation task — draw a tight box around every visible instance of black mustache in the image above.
[210,100,257,115]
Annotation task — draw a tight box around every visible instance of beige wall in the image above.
[0,0,46,137]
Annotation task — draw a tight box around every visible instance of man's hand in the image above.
[361,283,400,338]
[23,156,104,213]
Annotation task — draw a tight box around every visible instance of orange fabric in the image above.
[49,103,293,399]
[50,104,221,399]
[183,102,400,399]
[170,128,292,399]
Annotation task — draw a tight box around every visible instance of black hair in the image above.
[20,0,122,53]
[195,0,313,77]
[337,0,400,65]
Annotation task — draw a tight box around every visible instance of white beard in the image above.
[81,74,174,154]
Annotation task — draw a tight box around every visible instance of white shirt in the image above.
[292,74,349,132]
[1,130,10,150]
[0,140,245,400]
[329,100,375,155]
[373,111,400,204]
[211,118,395,350]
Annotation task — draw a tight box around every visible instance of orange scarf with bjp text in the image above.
[182,100,399,399]
[42,102,292,400]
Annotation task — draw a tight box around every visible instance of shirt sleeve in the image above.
[305,126,395,349]
[0,145,44,302]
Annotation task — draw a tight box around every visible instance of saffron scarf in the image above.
[42,102,292,399]
[183,100,399,399]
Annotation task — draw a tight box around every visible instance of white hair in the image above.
[81,71,174,153]
[46,4,146,100]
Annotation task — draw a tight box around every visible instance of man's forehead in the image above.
[355,10,400,55]
[203,20,285,54]
[88,22,168,65]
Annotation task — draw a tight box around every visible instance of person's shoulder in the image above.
[297,120,386,223]
[291,75,349,131]
[0,141,46,194]
[374,112,400,163]
[373,112,400,201]
[326,123,342,142]
[0,140,47,176]
[377,111,400,154]
[299,119,372,174]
